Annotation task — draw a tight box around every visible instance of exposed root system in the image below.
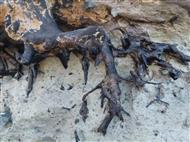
[0,0,190,135]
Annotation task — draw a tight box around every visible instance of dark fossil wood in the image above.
[0,0,189,135]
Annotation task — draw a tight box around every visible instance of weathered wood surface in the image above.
[0,0,190,141]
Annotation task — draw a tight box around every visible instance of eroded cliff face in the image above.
[0,0,190,142]
[53,0,190,27]
[53,0,190,47]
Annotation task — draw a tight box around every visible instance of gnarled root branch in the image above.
[79,27,190,135]
[113,28,190,81]
[80,39,130,135]
[0,47,22,79]
[26,63,38,97]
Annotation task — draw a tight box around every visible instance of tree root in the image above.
[146,86,169,108]
[0,47,22,79]
[113,28,190,81]
[1,19,190,135]
[0,0,190,135]
[79,27,190,135]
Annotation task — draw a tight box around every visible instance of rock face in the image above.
[0,0,190,142]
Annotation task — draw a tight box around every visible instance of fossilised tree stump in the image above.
[0,0,190,135]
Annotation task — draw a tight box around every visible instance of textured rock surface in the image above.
[0,0,190,142]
